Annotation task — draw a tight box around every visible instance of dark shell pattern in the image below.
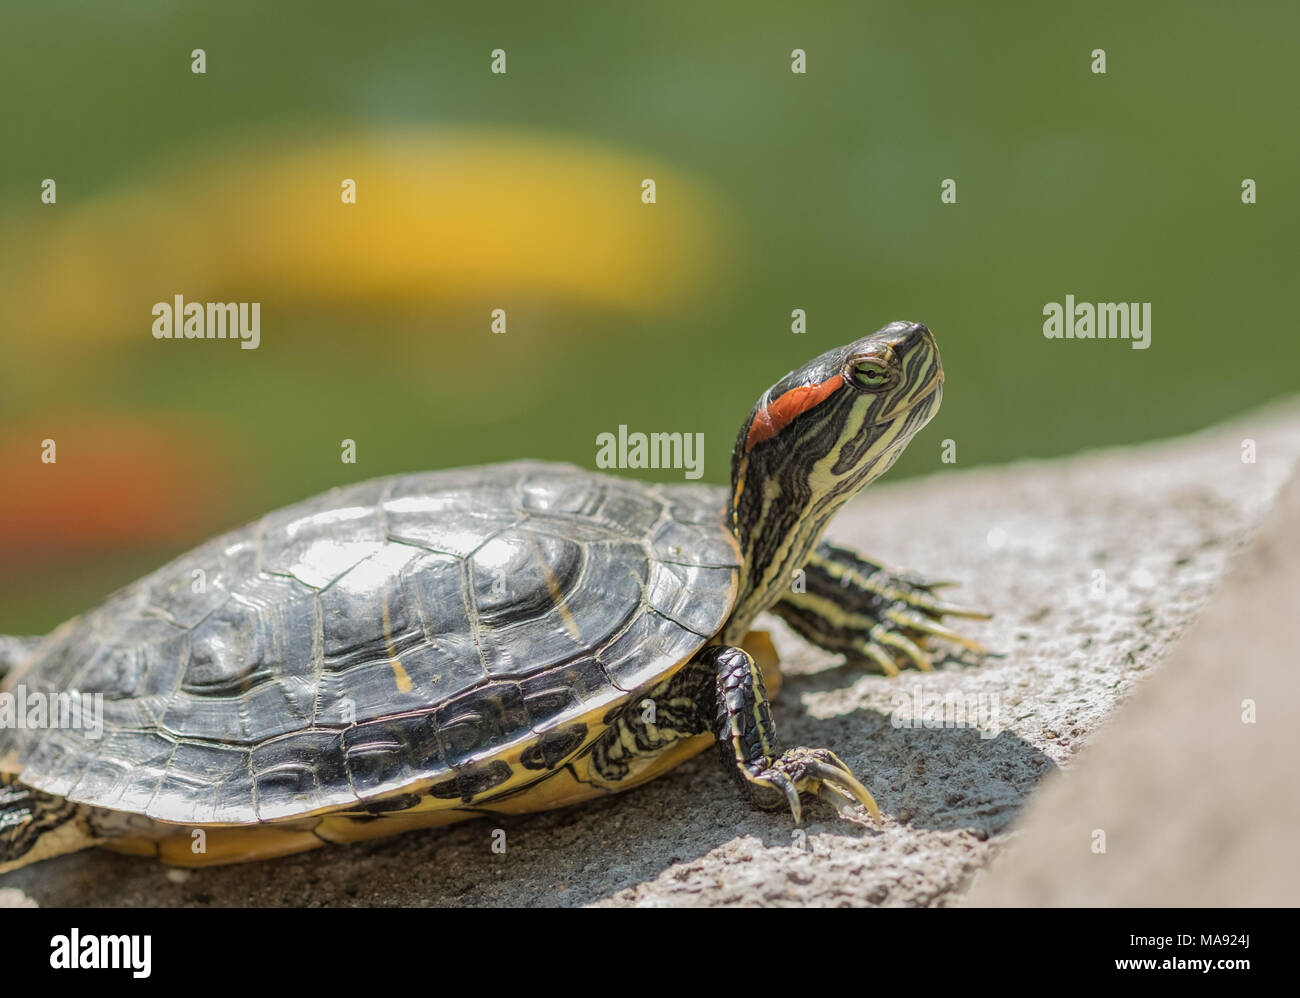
[0,462,740,824]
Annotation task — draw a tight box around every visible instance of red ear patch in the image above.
[745,374,843,452]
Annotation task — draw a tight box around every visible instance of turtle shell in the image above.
[0,462,740,825]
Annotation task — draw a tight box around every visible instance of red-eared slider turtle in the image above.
[0,321,986,870]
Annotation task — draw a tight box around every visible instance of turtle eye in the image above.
[850,359,894,392]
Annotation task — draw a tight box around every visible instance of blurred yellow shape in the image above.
[3,129,731,344]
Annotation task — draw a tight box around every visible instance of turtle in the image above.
[0,320,987,872]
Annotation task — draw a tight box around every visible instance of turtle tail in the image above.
[0,635,44,683]
[0,774,102,874]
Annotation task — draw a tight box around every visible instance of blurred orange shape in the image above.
[0,414,244,564]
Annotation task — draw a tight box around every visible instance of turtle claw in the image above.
[924,602,993,621]
[752,747,881,826]
[861,641,901,677]
[847,586,990,675]
[885,607,989,654]
[889,580,992,625]
[875,627,935,671]
[763,767,804,822]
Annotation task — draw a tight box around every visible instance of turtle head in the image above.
[722,320,943,642]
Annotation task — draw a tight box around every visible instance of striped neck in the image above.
[720,327,942,645]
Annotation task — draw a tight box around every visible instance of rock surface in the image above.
[3,399,1298,907]
[967,460,1300,907]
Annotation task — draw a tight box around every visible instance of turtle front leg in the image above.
[705,646,880,825]
[773,541,990,675]
[589,645,880,824]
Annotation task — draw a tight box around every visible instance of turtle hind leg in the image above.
[0,775,97,874]
[708,645,880,825]
[774,540,990,675]
[0,635,43,682]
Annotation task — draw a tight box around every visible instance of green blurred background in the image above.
[1,1,1296,633]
